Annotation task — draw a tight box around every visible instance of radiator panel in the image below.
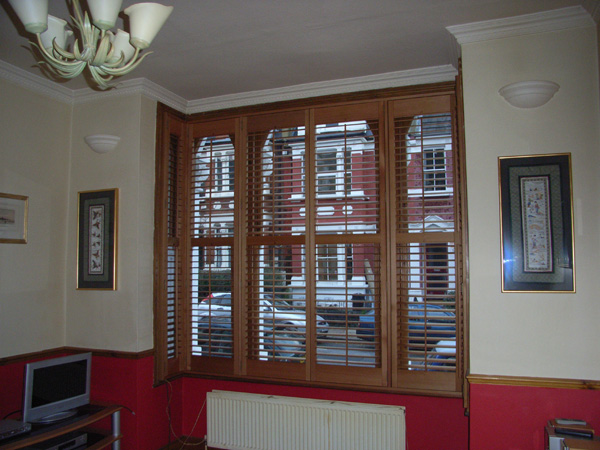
[207,390,406,450]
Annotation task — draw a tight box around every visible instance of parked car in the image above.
[197,314,232,357]
[195,293,329,336]
[197,312,305,360]
[356,302,455,347]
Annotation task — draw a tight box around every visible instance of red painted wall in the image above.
[178,378,468,450]
[469,383,600,450]
[20,353,600,450]
[1,353,468,449]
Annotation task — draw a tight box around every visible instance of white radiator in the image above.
[206,390,406,450]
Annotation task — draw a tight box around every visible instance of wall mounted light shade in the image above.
[85,135,120,154]
[499,80,560,109]
[124,3,174,50]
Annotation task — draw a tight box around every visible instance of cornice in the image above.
[0,60,74,104]
[0,60,457,115]
[72,77,188,112]
[186,65,458,114]
[447,6,594,47]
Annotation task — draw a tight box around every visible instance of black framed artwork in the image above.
[498,154,574,292]
[77,189,118,290]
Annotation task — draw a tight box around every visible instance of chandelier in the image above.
[8,0,173,89]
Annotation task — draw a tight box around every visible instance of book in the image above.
[550,419,595,439]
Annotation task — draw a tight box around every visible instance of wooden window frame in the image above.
[154,82,468,398]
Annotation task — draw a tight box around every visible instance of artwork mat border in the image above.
[0,192,28,244]
[76,188,118,290]
[498,153,575,293]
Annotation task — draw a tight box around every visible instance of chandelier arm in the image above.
[70,0,86,33]
[88,66,114,89]
[92,34,112,67]
[51,39,77,61]
[101,50,148,76]
[39,60,87,79]
[103,47,142,69]
[34,35,81,68]
[100,54,150,76]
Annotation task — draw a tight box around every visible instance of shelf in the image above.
[0,405,122,450]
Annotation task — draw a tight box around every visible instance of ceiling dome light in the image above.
[499,81,560,109]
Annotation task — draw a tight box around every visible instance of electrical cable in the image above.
[165,379,207,449]
[2,410,20,420]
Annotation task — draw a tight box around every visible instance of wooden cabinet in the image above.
[0,405,122,450]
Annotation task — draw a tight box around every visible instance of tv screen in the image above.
[23,353,91,424]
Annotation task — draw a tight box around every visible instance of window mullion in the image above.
[234,117,246,376]
[305,109,316,381]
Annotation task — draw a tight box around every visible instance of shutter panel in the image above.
[189,120,237,375]
[245,112,309,380]
[311,104,387,387]
[155,106,187,380]
[391,96,461,392]
[166,133,182,361]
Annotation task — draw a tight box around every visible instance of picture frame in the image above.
[498,153,574,292]
[0,193,28,244]
[77,189,118,290]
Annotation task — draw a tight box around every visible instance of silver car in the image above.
[195,293,328,336]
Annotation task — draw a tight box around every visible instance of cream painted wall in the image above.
[65,94,156,352]
[0,79,71,357]
[462,26,600,379]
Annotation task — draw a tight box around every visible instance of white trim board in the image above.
[447,6,594,46]
[0,60,456,114]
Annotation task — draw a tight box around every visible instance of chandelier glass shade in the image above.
[7,0,173,89]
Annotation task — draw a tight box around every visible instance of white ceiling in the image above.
[0,0,598,102]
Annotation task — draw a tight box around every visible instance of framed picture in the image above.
[77,189,118,290]
[498,153,574,292]
[0,193,28,244]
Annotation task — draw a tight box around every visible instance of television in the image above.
[22,353,92,424]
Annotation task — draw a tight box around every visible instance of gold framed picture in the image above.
[498,153,574,292]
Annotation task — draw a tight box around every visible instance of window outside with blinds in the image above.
[155,88,465,395]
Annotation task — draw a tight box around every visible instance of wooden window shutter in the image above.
[189,119,237,376]
[311,103,387,387]
[155,105,188,380]
[245,111,309,381]
[390,95,462,393]
[154,83,466,396]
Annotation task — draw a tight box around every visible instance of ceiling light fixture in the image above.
[7,0,173,89]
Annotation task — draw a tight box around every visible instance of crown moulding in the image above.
[446,5,594,45]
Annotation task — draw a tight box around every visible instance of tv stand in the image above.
[0,404,122,450]
[33,409,78,425]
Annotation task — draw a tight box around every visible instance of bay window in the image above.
[154,84,467,396]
